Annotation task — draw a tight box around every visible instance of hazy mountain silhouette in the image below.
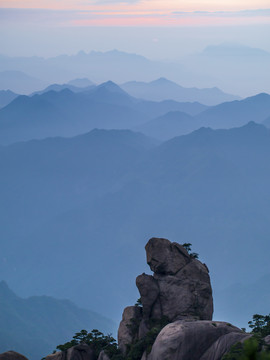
[0,50,180,86]
[182,43,270,96]
[0,83,147,144]
[84,81,135,106]
[1,123,270,331]
[135,92,270,140]
[195,93,270,128]
[0,81,209,144]
[0,70,47,94]
[1,47,270,96]
[0,281,114,360]
[32,83,95,96]
[121,77,240,105]
[0,90,19,108]
[135,111,196,140]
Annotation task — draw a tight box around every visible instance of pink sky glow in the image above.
[1,0,270,27]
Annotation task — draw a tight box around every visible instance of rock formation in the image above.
[118,237,213,352]
[118,306,142,354]
[148,320,250,360]
[138,238,213,322]
[0,351,28,360]
[118,237,249,360]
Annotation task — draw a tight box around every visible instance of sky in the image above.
[0,0,270,58]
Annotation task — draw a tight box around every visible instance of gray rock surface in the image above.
[118,305,142,355]
[148,320,245,360]
[141,351,148,360]
[264,334,270,345]
[97,350,110,360]
[46,352,63,360]
[137,238,213,322]
[145,238,190,275]
[0,351,28,360]
[136,274,160,319]
[200,332,251,360]
[45,344,95,360]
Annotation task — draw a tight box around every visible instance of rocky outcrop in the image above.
[45,344,95,360]
[118,238,213,354]
[138,238,213,322]
[118,305,142,354]
[117,237,249,360]
[0,351,28,360]
[148,320,249,360]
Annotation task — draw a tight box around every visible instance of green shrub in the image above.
[125,316,170,360]
[56,329,122,359]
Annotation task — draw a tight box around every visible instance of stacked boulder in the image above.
[118,237,249,360]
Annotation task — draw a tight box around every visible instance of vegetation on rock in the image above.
[182,242,199,259]
[56,329,122,359]
[125,316,170,360]
[222,314,270,360]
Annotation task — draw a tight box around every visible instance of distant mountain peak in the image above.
[96,80,128,95]
[151,77,177,86]
[0,280,17,299]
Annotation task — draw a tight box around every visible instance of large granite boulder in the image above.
[0,351,28,360]
[148,320,248,360]
[137,238,213,322]
[45,344,95,360]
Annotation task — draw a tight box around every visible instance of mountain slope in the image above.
[0,81,210,144]
[0,281,114,360]
[135,111,196,140]
[195,93,270,128]
[32,83,95,96]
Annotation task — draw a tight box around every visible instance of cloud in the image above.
[172,8,270,18]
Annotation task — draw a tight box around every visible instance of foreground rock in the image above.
[148,320,249,360]
[0,351,28,360]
